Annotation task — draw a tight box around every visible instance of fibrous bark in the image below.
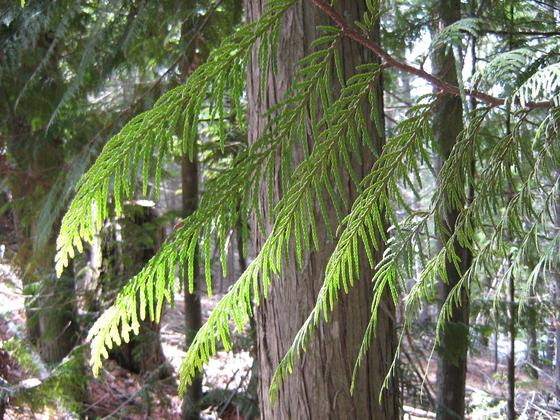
[246,1,398,418]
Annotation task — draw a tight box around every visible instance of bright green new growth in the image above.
[56,0,560,403]
[56,0,295,278]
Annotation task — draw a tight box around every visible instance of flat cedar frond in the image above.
[15,2,80,108]
[87,134,274,375]
[85,21,344,376]
[512,62,560,107]
[52,0,560,405]
[430,17,482,52]
[475,48,535,90]
[270,100,434,399]
[55,0,295,277]
[408,107,560,342]
[55,86,185,277]
[179,61,385,396]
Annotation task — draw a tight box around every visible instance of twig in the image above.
[216,367,252,419]
[401,348,435,406]
[403,405,436,418]
[531,402,555,419]
[99,364,168,420]
[310,0,552,110]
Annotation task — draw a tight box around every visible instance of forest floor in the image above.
[0,261,255,419]
[1,260,560,419]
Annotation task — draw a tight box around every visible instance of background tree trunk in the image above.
[246,1,398,418]
[494,303,500,373]
[507,270,516,420]
[431,1,471,418]
[108,204,170,377]
[179,22,203,419]
[36,269,78,363]
[554,202,560,398]
[6,121,78,363]
[181,146,203,420]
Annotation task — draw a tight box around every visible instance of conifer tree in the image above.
[52,0,560,417]
[1,5,80,363]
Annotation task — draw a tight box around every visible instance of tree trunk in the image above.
[554,202,560,398]
[507,270,515,420]
[494,297,500,373]
[179,23,204,420]
[246,1,398,419]
[555,306,560,398]
[108,204,170,377]
[6,120,78,363]
[431,1,471,419]
[36,269,79,363]
[181,146,203,420]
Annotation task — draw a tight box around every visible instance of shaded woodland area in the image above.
[1,0,560,419]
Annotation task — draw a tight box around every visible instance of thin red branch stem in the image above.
[311,0,551,110]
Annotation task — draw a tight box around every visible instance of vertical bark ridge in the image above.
[246,1,398,418]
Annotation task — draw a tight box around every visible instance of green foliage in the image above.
[512,63,560,107]
[53,0,560,404]
[430,18,482,52]
[273,98,435,397]
[55,0,295,278]
[476,48,535,90]
[1,339,88,415]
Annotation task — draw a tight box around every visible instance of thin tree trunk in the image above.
[431,1,471,419]
[554,202,560,398]
[504,59,515,415]
[555,307,560,398]
[507,270,515,420]
[494,308,499,373]
[179,23,204,420]
[181,147,203,420]
[247,1,398,418]
[110,204,171,377]
[238,213,260,409]
[547,327,555,376]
